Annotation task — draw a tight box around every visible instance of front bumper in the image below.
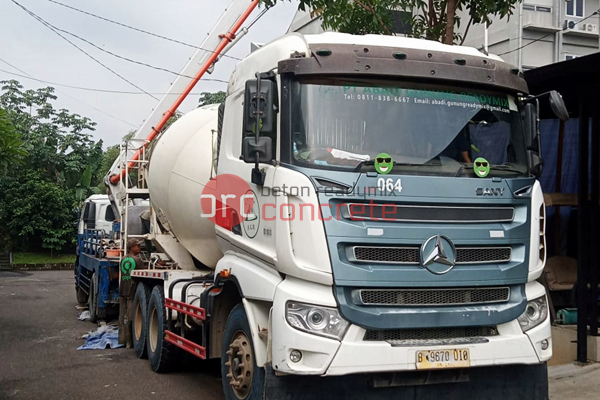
[272,278,551,376]
[263,363,549,400]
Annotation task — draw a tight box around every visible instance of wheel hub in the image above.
[225,331,253,399]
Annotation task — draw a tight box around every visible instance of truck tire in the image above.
[132,283,151,359]
[221,304,265,400]
[88,273,98,323]
[146,285,178,373]
[76,285,88,305]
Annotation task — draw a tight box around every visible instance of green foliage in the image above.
[0,80,104,253]
[262,0,519,44]
[96,145,120,194]
[0,108,27,174]
[0,171,78,253]
[198,91,226,107]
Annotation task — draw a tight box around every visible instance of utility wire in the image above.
[10,0,159,101]
[43,0,243,61]
[0,58,138,127]
[499,9,600,56]
[15,1,231,86]
[0,67,224,95]
[41,22,229,83]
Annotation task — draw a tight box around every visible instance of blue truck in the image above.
[74,195,120,322]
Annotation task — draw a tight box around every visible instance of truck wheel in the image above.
[76,285,88,305]
[132,283,151,359]
[221,304,265,400]
[88,273,98,323]
[146,285,177,373]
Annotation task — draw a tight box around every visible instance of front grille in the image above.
[354,246,419,264]
[353,246,511,265]
[357,287,510,306]
[346,204,514,223]
[455,247,512,264]
[364,326,499,342]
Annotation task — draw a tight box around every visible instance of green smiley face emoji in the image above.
[374,153,393,175]
[474,157,490,178]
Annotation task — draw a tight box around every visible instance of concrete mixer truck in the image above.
[76,9,570,400]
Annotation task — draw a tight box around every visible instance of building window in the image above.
[565,54,578,60]
[566,0,584,18]
[391,10,412,35]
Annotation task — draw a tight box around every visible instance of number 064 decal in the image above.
[377,178,402,193]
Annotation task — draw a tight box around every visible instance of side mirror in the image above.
[83,202,96,229]
[521,102,543,177]
[522,102,538,149]
[242,136,273,163]
[549,90,569,121]
[243,79,276,135]
[243,73,278,186]
[527,150,543,177]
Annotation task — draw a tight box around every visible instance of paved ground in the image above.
[1,270,598,400]
[548,363,600,399]
[0,270,223,400]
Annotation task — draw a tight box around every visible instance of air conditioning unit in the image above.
[564,19,577,30]
[583,23,598,34]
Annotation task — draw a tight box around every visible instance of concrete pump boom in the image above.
[104,0,261,218]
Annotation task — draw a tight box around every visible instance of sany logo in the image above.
[200,174,254,230]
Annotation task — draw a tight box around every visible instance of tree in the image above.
[198,91,226,107]
[0,80,99,185]
[262,0,519,45]
[0,108,27,175]
[0,80,103,254]
[0,172,77,254]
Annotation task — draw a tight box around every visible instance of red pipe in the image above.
[110,0,260,185]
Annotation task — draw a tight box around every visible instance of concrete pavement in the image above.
[0,270,222,400]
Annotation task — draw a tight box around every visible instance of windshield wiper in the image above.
[454,163,471,177]
[454,163,526,177]
[353,159,441,172]
[490,165,527,174]
[352,159,375,172]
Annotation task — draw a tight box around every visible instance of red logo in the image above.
[200,174,254,230]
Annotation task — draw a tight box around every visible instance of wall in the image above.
[458,0,599,67]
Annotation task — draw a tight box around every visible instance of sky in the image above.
[0,0,300,146]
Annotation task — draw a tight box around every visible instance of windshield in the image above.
[290,79,528,177]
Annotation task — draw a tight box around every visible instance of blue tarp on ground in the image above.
[77,325,124,350]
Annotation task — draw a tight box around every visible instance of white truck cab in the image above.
[78,195,116,237]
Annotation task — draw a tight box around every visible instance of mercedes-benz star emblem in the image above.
[420,235,456,275]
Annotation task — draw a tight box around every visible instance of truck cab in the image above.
[78,195,116,236]
[214,33,555,398]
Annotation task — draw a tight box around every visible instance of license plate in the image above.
[416,349,470,370]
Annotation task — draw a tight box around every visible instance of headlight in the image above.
[518,296,549,332]
[285,301,350,340]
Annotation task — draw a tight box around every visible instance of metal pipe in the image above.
[589,95,599,337]
[109,0,260,185]
[576,100,590,363]
[518,3,523,68]
[554,120,565,253]
[484,22,488,54]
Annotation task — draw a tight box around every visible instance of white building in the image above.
[288,1,600,69]
[458,0,600,69]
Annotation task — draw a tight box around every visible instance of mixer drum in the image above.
[146,105,223,269]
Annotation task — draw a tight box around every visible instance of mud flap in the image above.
[263,363,548,400]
